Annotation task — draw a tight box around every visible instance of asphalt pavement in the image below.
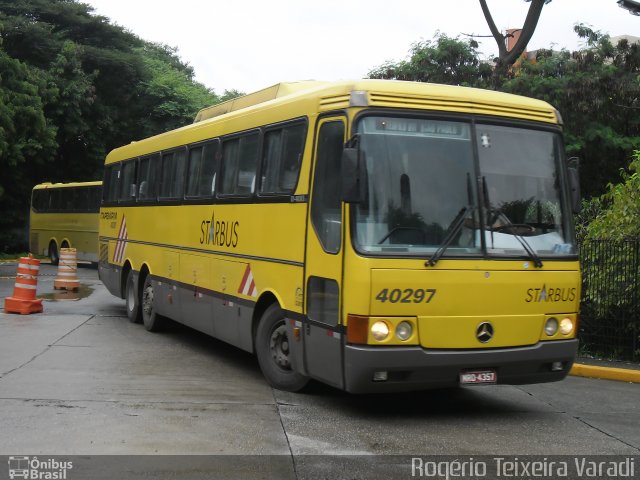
[0,261,638,479]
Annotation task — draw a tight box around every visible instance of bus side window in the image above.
[88,186,101,212]
[311,121,344,254]
[200,141,220,196]
[160,150,186,199]
[221,133,259,195]
[32,190,49,212]
[221,138,239,195]
[118,160,136,202]
[260,124,304,195]
[103,164,119,204]
[186,146,204,197]
[138,153,159,201]
[261,129,283,194]
[76,187,89,212]
[279,124,305,193]
[238,134,259,194]
[64,188,75,211]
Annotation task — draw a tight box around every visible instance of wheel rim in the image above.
[142,283,154,318]
[269,322,291,371]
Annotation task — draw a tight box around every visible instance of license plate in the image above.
[459,370,497,385]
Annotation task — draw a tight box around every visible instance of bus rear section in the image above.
[30,182,102,264]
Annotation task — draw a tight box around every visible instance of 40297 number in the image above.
[375,288,436,304]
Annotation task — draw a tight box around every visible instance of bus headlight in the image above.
[371,321,390,341]
[559,317,574,335]
[544,317,558,336]
[395,321,413,341]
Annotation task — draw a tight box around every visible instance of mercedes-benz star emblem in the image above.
[476,322,494,343]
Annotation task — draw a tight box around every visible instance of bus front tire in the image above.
[49,241,59,265]
[126,271,142,324]
[255,304,309,392]
[141,275,165,332]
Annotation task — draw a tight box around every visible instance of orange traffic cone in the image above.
[4,255,44,315]
[54,248,80,291]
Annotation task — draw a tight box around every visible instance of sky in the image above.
[83,0,638,95]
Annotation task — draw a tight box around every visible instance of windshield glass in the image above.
[354,117,481,255]
[477,124,575,256]
[353,116,576,258]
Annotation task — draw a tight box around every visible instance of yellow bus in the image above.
[99,80,581,393]
[30,181,102,264]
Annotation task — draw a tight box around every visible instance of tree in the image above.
[479,0,551,77]
[368,33,493,87]
[0,0,239,251]
[502,25,640,197]
[135,42,219,136]
[584,151,640,241]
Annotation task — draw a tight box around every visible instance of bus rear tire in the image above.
[126,271,142,324]
[49,241,59,265]
[255,304,308,392]
[141,275,166,332]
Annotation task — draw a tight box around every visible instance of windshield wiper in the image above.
[482,177,543,268]
[426,206,470,267]
[426,173,475,267]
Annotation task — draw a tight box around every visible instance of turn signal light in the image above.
[346,315,369,344]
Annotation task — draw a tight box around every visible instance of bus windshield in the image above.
[353,116,575,258]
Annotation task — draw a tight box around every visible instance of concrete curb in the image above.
[570,363,640,383]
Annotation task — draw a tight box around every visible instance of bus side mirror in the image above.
[341,146,367,204]
[567,157,581,214]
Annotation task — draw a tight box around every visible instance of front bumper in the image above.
[344,339,578,393]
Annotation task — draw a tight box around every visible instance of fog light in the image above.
[551,361,564,372]
[373,371,388,382]
[544,317,558,336]
[396,321,413,341]
[371,321,390,341]
[559,317,574,335]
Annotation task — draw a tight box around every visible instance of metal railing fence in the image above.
[579,239,640,362]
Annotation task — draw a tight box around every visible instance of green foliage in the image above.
[501,25,640,198]
[578,151,640,361]
[585,151,640,240]
[368,33,493,87]
[135,43,219,135]
[0,0,238,251]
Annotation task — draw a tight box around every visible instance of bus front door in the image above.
[303,117,346,389]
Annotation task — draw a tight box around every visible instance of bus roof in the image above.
[33,181,103,190]
[105,79,560,164]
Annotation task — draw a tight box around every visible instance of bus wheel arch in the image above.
[252,292,279,351]
[254,300,309,392]
[61,239,70,249]
[120,261,132,300]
